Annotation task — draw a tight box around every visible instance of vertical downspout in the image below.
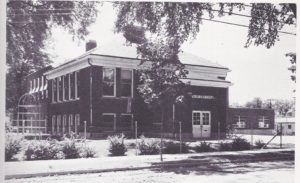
[88,58,93,127]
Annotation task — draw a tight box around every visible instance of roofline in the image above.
[228,107,274,111]
[185,78,231,83]
[25,66,53,78]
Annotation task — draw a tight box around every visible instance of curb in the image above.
[5,149,294,180]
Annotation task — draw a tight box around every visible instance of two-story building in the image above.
[23,40,232,139]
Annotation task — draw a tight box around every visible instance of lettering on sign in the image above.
[192,95,215,100]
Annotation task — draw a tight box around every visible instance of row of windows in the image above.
[51,114,80,134]
[101,113,133,127]
[29,76,48,99]
[234,115,270,128]
[103,68,133,97]
[52,71,79,103]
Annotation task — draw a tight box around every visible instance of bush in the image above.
[24,138,96,160]
[194,141,212,153]
[25,140,64,160]
[107,134,127,156]
[79,145,97,158]
[255,140,266,149]
[5,134,24,161]
[231,137,251,151]
[219,142,232,151]
[163,141,189,154]
[60,138,81,159]
[137,136,160,155]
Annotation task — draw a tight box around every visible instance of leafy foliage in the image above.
[193,141,213,152]
[6,0,99,112]
[137,136,160,155]
[107,134,127,156]
[245,97,263,108]
[286,52,296,83]
[5,134,24,161]
[231,137,251,151]
[25,139,64,160]
[219,142,232,151]
[163,140,189,154]
[255,139,266,149]
[24,138,96,160]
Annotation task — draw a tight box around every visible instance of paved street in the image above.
[6,160,294,183]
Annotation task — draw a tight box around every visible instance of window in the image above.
[70,73,75,99]
[68,114,73,133]
[63,75,69,101]
[258,116,270,128]
[41,77,44,99]
[52,79,57,103]
[103,68,115,96]
[192,112,201,125]
[202,113,210,125]
[75,114,80,134]
[75,71,79,99]
[57,77,63,102]
[120,69,133,97]
[120,114,133,128]
[63,115,67,133]
[102,113,115,129]
[51,115,56,134]
[235,116,246,128]
[57,115,61,134]
[33,79,36,92]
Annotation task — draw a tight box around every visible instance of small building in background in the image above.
[227,108,275,135]
[275,117,295,135]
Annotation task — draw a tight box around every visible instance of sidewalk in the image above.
[5,148,294,180]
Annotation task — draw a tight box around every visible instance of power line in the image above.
[201,18,296,36]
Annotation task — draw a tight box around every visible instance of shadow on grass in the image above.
[150,151,294,176]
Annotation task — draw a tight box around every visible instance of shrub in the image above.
[5,134,24,161]
[137,136,160,155]
[194,141,212,153]
[107,134,127,156]
[163,141,189,154]
[79,145,97,158]
[219,142,232,151]
[60,138,81,159]
[255,140,266,149]
[231,137,251,151]
[25,140,64,160]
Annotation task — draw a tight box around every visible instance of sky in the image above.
[45,2,296,105]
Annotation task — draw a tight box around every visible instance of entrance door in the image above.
[192,111,211,138]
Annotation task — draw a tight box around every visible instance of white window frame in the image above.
[57,115,61,135]
[75,114,80,134]
[68,73,71,100]
[258,116,270,128]
[120,69,134,98]
[52,115,56,135]
[102,67,116,97]
[102,113,116,130]
[52,79,56,103]
[236,116,246,128]
[68,114,73,134]
[62,75,66,101]
[57,77,60,102]
[63,115,67,134]
[75,71,79,99]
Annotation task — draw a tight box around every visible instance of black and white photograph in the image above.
[1,0,298,182]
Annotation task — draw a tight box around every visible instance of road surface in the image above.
[6,160,294,183]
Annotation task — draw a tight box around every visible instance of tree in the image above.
[245,97,263,108]
[6,0,99,112]
[285,52,296,83]
[113,2,296,129]
[273,99,295,116]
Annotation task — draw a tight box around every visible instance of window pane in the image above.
[75,71,79,98]
[103,68,114,82]
[53,79,57,102]
[121,70,132,97]
[103,68,115,96]
[70,73,75,99]
[64,75,69,100]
